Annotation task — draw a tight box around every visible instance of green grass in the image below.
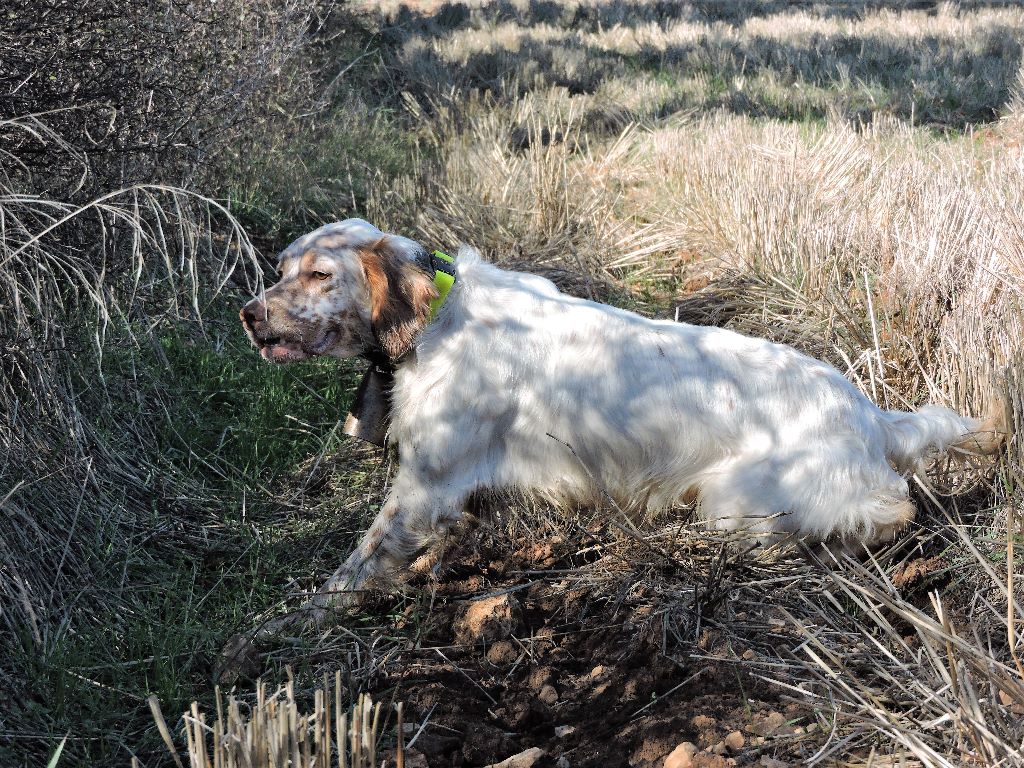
[224,101,422,244]
[4,300,372,766]
[22,539,299,764]
[95,303,361,482]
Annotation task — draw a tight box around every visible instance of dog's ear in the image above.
[358,237,438,361]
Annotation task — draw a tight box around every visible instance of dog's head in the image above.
[240,219,438,363]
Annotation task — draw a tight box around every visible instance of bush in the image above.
[0,0,342,196]
[0,2,356,763]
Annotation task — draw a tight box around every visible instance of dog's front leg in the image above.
[218,467,465,681]
[217,485,443,682]
[308,469,461,617]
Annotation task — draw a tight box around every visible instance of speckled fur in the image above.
[240,220,433,364]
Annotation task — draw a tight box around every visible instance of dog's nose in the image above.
[240,298,267,327]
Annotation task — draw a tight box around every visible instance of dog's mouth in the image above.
[258,336,308,363]
[255,329,339,363]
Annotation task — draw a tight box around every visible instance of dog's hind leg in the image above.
[696,457,802,546]
[696,451,917,548]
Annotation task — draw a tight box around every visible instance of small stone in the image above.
[555,758,570,768]
[724,731,745,751]
[711,741,727,755]
[554,725,575,738]
[483,747,545,768]
[538,684,559,705]
[741,649,756,661]
[664,742,698,768]
[589,665,605,678]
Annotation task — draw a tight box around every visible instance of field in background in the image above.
[2,1,1023,766]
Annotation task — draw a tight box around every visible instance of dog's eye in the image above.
[311,271,332,281]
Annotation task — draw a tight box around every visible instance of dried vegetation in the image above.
[0,2,347,764]
[144,677,393,768]
[273,1,1024,764]
[3,1,1024,766]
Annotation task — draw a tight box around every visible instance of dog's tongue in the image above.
[262,341,307,362]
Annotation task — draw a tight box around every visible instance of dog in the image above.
[239,218,1001,622]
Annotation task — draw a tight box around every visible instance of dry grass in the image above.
[1,73,306,768]
[0,116,260,631]
[376,99,1024,437]
[381,0,1024,128]
[786,547,1024,766]
[146,675,396,768]
[6,1,1024,766]
[344,2,1024,763]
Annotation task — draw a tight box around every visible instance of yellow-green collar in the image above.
[428,250,456,320]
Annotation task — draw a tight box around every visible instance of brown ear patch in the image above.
[359,238,438,361]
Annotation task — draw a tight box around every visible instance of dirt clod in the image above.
[748,711,788,737]
[487,640,518,665]
[215,632,261,685]
[454,593,523,645]
[724,731,745,751]
[462,722,521,765]
[528,666,555,690]
[665,742,699,768]
[689,755,732,768]
[891,556,945,589]
[385,748,428,768]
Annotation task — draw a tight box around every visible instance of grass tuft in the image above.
[146,675,396,768]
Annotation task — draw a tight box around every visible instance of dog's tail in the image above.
[880,401,1006,474]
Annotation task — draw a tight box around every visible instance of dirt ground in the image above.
[230,451,984,768]
[354,524,820,768]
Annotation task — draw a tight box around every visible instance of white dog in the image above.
[240,219,999,618]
